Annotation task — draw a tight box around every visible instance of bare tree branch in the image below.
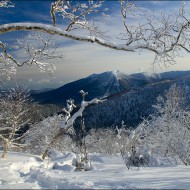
[1,1,190,81]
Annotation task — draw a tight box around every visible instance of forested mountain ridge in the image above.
[32,70,190,105]
[30,70,190,128]
[83,73,190,129]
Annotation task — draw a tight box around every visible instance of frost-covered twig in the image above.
[0,0,14,8]
[17,33,64,70]
[61,97,105,130]
[1,8,190,67]
[50,0,108,36]
[0,41,17,82]
[1,1,190,81]
[0,33,64,80]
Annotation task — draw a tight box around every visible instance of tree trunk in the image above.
[42,129,65,160]
[2,141,9,159]
[42,149,49,160]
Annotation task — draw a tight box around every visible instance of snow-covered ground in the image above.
[0,151,190,189]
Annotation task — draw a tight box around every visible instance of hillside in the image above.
[32,71,164,105]
[32,71,119,105]
[31,70,190,128]
[83,74,190,128]
[32,70,190,105]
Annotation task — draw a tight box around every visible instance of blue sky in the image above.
[1,0,190,89]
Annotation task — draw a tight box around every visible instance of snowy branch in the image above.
[0,0,14,8]
[0,134,6,141]
[1,12,190,65]
[50,0,108,36]
[41,91,106,159]
[61,93,105,129]
[1,1,190,81]
[0,41,17,82]
[0,23,136,52]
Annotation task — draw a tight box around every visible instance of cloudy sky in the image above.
[1,0,190,89]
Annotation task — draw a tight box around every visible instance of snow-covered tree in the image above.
[25,113,73,155]
[114,121,150,169]
[25,90,105,159]
[0,85,33,158]
[142,84,190,165]
[85,127,118,155]
[1,1,190,80]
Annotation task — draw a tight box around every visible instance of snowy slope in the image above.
[31,71,151,105]
[1,151,190,189]
[32,71,121,105]
[32,70,190,105]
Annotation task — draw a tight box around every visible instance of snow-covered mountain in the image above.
[33,69,190,127]
[83,70,190,128]
[33,71,118,104]
[30,70,190,128]
[32,70,163,105]
[32,70,190,105]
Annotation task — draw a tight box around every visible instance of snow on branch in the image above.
[0,23,135,52]
[1,13,190,65]
[0,134,6,141]
[16,32,64,75]
[1,0,190,76]
[50,0,108,36]
[0,41,16,83]
[119,1,190,67]
[41,91,106,159]
[0,33,64,81]
[61,90,105,129]
[0,0,14,8]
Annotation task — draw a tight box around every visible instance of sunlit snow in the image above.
[0,151,190,189]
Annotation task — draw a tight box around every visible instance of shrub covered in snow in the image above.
[134,84,190,166]
[0,86,34,158]
[48,150,92,171]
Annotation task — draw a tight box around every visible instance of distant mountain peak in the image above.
[88,70,129,80]
[32,70,190,105]
[111,70,130,81]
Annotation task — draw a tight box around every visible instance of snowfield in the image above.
[0,151,190,189]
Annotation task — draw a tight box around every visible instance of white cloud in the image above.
[38,79,50,84]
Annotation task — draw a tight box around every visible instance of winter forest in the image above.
[1,0,190,189]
